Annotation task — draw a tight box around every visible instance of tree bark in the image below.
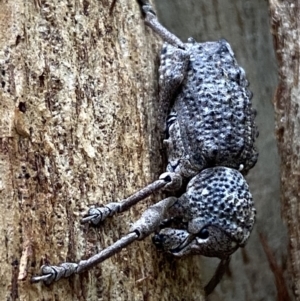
[269,1,300,300]
[0,1,205,300]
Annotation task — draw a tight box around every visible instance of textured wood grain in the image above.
[269,1,300,299]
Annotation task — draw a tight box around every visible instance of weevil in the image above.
[32,1,258,295]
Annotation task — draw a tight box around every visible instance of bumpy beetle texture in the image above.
[153,167,255,258]
[162,39,258,178]
[150,38,258,258]
[186,168,255,245]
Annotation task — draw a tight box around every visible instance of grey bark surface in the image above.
[269,0,300,300]
[155,0,291,300]
[0,0,206,300]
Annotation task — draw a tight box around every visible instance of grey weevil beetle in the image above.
[32,1,258,295]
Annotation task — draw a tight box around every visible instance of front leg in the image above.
[130,197,178,238]
[82,172,182,225]
[31,197,178,284]
[31,232,139,285]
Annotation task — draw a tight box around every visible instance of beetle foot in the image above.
[31,263,78,285]
[81,203,121,225]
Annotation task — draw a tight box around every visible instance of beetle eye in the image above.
[197,228,209,239]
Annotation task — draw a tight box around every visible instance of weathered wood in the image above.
[0,0,205,300]
[269,1,300,299]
